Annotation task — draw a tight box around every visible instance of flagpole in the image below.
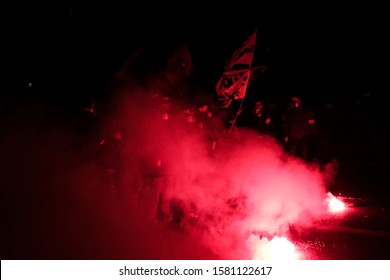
[228,76,249,134]
[228,28,257,135]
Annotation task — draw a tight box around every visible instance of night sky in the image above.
[1,5,386,101]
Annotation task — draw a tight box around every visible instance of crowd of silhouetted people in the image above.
[2,81,385,228]
[64,86,347,226]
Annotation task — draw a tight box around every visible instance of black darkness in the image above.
[2,5,388,154]
[1,5,386,97]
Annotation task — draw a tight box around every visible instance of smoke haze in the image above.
[1,76,333,260]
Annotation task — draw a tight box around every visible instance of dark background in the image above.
[0,5,386,96]
[1,4,389,169]
[1,6,388,142]
[1,5,389,260]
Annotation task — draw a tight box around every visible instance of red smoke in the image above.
[1,79,333,260]
[105,84,331,259]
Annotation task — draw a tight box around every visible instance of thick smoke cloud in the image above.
[1,73,333,260]
[93,75,331,259]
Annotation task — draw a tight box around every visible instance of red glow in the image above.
[326,192,346,213]
[247,234,300,260]
[56,83,335,259]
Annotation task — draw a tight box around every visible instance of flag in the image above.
[216,29,262,108]
[225,31,256,70]
[216,69,251,107]
[165,43,193,84]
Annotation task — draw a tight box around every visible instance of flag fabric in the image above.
[216,69,251,108]
[216,31,256,108]
[165,44,193,84]
[216,30,268,108]
[225,31,256,70]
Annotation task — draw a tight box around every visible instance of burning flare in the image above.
[247,234,300,260]
[326,192,346,213]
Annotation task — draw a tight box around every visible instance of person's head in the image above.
[254,100,264,113]
[290,96,301,108]
[198,104,209,113]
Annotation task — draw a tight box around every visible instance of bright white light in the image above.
[326,192,346,213]
[267,236,299,260]
[248,234,300,260]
